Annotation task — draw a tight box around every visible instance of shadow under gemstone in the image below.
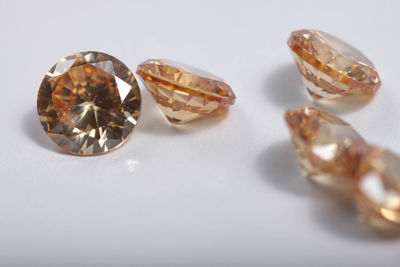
[263,63,309,109]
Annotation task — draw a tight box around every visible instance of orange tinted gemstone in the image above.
[284,106,368,192]
[136,59,235,124]
[355,147,400,233]
[288,30,381,100]
[37,51,141,155]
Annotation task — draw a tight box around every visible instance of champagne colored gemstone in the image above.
[287,30,381,100]
[355,148,400,233]
[284,107,368,192]
[136,59,236,124]
[37,51,141,155]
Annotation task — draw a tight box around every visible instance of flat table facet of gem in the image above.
[136,59,236,124]
[37,51,141,155]
[287,29,381,100]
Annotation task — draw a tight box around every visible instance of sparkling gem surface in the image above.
[288,29,381,100]
[136,59,235,124]
[284,107,368,192]
[355,148,400,232]
[37,51,141,155]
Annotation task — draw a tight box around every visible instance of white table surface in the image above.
[1,0,400,266]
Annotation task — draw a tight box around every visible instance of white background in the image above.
[1,0,400,266]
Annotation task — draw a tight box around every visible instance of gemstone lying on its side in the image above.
[284,107,368,192]
[136,59,236,124]
[355,148,400,233]
[287,29,381,100]
[37,51,141,155]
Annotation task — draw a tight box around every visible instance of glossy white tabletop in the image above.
[1,0,399,266]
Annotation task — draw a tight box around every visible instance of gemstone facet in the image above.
[37,51,141,155]
[136,59,236,124]
[355,148,400,232]
[284,107,368,192]
[288,30,381,100]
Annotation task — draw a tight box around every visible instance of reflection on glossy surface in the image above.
[125,159,140,173]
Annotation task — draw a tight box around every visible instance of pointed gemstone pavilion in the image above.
[136,59,236,124]
[37,51,141,155]
[288,30,381,100]
[284,107,369,192]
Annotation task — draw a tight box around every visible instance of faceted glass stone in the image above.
[136,59,236,124]
[284,107,368,192]
[355,148,400,233]
[287,29,381,100]
[37,51,141,155]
